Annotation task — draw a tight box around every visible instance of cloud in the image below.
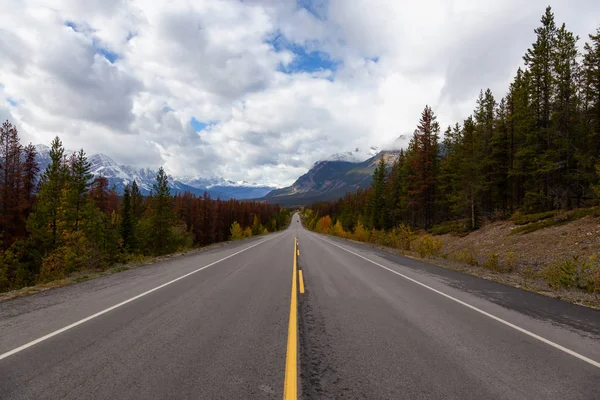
[1,0,599,187]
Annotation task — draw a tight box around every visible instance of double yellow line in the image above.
[283,237,303,399]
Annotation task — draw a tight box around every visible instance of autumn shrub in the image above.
[370,229,393,247]
[394,224,415,251]
[262,227,269,235]
[229,221,243,240]
[243,227,253,238]
[316,216,332,234]
[38,231,93,283]
[414,234,443,258]
[332,221,347,238]
[352,221,370,242]
[452,249,478,265]
[484,253,501,272]
[504,252,517,272]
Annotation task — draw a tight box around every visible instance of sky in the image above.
[1,0,599,187]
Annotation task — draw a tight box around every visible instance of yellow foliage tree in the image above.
[316,216,332,234]
[332,220,346,237]
[229,221,243,240]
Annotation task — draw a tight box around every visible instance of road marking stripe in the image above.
[283,237,299,399]
[0,234,282,362]
[317,235,600,370]
[299,270,305,294]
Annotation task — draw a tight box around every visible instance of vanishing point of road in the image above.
[1,214,599,399]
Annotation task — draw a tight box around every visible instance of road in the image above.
[1,213,599,399]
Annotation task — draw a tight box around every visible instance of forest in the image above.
[0,125,290,292]
[307,7,600,236]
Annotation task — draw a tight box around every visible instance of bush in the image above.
[484,253,501,272]
[243,227,253,238]
[229,221,243,240]
[332,221,347,237]
[38,231,94,283]
[414,234,443,258]
[504,252,517,272]
[452,249,478,265]
[394,224,415,251]
[542,255,600,292]
[316,216,332,234]
[352,221,370,242]
[543,258,578,289]
[170,223,194,251]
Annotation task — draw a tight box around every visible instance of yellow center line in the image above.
[298,270,305,294]
[283,237,298,400]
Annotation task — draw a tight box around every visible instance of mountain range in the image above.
[262,150,400,206]
[34,144,399,204]
[34,145,274,200]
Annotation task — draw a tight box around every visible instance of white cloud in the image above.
[1,0,599,187]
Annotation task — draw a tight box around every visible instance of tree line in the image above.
[0,123,290,292]
[308,7,600,233]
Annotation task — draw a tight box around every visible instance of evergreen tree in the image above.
[146,167,176,255]
[67,149,93,230]
[0,121,23,247]
[369,156,387,229]
[121,184,135,251]
[408,105,440,229]
[523,6,557,210]
[27,137,68,252]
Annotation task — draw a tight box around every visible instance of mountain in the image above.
[33,146,274,199]
[327,146,381,162]
[262,150,400,206]
[177,176,274,199]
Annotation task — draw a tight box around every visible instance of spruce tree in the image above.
[147,167,175,255]
[121,184,135,251]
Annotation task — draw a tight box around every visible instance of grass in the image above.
[510,210,556,225]
[429,220,467,235]
[510,207,600,235]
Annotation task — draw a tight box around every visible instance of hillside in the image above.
[263,150,400,206]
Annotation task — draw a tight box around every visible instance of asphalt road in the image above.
[1,214,599,399]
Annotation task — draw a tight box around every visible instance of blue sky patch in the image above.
[297,0,328,20]
[96,46,119,63]
[268,33,339,75]
[191,118,215,132]
[65,21,79,32]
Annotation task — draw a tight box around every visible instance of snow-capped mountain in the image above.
[33,146,274,199]
[327,146,381,162]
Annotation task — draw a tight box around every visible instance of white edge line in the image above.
[314,233,600,369]
[0,233,282,361]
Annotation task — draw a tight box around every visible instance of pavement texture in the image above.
[1,214,599,399]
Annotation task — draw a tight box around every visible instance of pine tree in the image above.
[408,105,440,229]
[582,27,600,202]
[121,184,135,251]
[523,6,557,210]
[369,156,387,229]
[551,23,580,208]
[146,167,175,255]
[27,137,68,252]
[0,121,23,248]
[67,149,93,230]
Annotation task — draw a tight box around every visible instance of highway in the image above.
[1,214,599,399]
